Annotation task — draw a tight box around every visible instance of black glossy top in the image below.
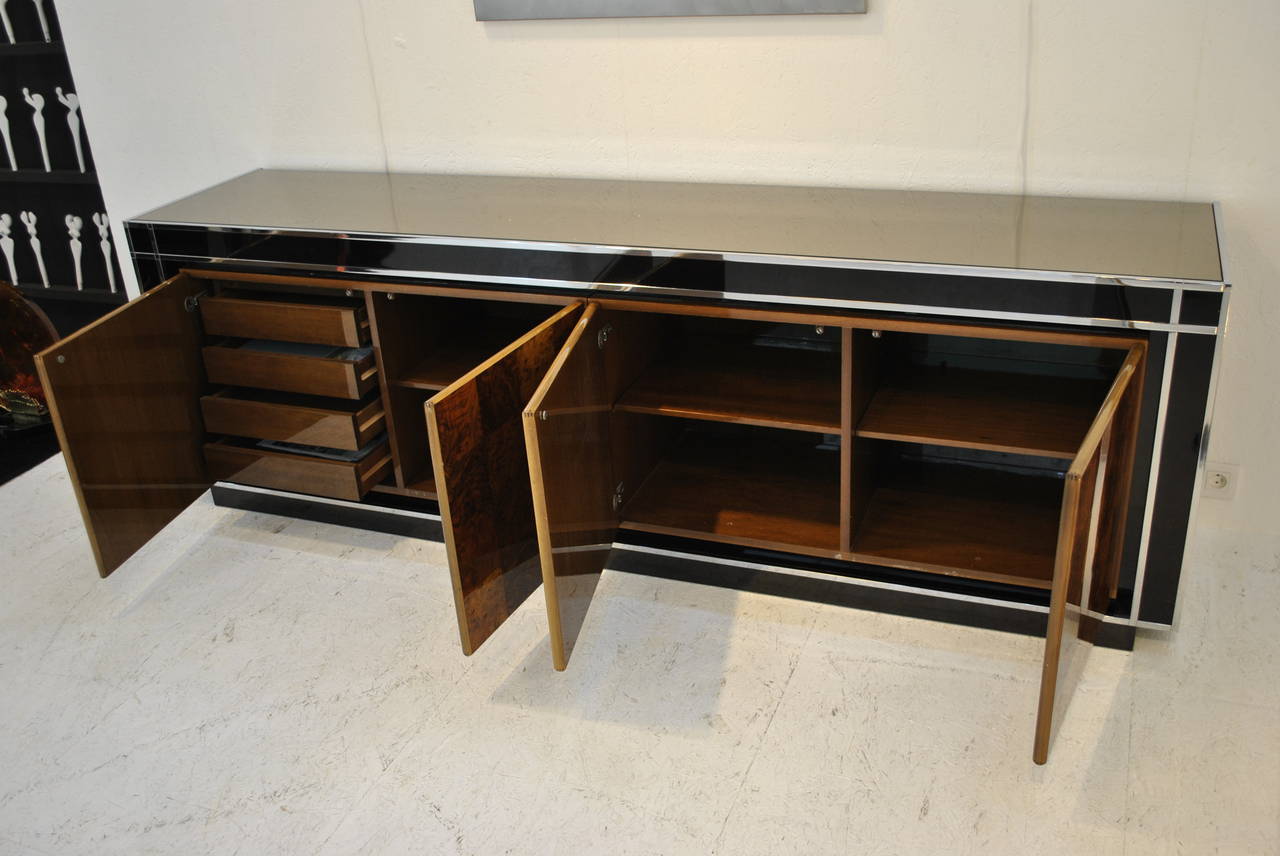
[132,170,1225,285]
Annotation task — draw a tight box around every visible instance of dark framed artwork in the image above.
[474,0,866,20]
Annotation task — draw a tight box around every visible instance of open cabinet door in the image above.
[523,304,630,670]
[425,303,583,655]
[34,273,210,577]
[1033,343,1145,764]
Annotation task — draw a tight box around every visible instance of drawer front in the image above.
[201,296,369,347]
[200,392,385,451]
[202,346,377,399]
[205,440,392,502]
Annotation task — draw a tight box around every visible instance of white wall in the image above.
[57,0,1280,538]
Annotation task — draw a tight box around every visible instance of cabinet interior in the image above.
[193,276,1142,595]
[596,311,1137,591]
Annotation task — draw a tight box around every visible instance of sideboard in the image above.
[36,170,1228,763]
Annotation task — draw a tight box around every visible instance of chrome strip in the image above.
[129,219,1229,291]
[614,543,1155,627]
[154,252,1221,335]
[1170,284,1232,623]
[1129,290,1182,621]
[211,487,1160,627]
[212,482,443,521]
[611,544,1049,615]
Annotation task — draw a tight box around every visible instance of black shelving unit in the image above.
[1,0,126,337]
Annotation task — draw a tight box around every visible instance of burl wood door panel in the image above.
[34,274,210,577]
[425,303,583,656]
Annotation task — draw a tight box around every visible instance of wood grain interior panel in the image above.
[426,303,583,656]
[842,329,882,554]
[365,290,415,488]
[851,461,1064,589]
[385,387,437,498]
[615,340,841,433]
[34,274,210,577]
[200,389,384,451]
[200,293,368,347]
[621,428,841,558]
[857,366,1109,459]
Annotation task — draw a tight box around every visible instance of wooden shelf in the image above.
[616,341,842,433]
[851,462,1063,589]
[620,430,840,558]
[393,324,530,391]
[857,366,1108,459]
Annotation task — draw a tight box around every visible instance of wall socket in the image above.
[1203,462,1239,500]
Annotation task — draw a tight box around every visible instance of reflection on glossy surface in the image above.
[34,274,210,576]
[135,169,1223,283]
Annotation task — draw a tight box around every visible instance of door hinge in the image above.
[611,481,625,512]
[597,323,614,350]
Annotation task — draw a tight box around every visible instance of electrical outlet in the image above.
[1203,462,1239,500]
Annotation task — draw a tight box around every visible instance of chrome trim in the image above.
[1171,284,1232,624]
[612,544,1049,615]
[1129,290,1182,621]
[613,543,1155,627]
[153,252,1221,335]
[212,482,443,521]
[129,219,1229,291]
[1133,619,1176,632]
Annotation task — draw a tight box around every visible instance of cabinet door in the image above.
[522,304,630,670]
[425,303,582,655]
[1033,343,1145,764]
[34,273,210,578]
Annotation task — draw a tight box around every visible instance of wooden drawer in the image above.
[200,389,386,451]
[200,294,370,347]
[202,341,378,400]
[204,438,392,502]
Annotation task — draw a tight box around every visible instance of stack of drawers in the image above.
[196,289,393,501]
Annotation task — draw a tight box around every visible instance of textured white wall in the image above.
[56,0,1280,537]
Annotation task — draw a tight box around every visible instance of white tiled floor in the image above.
[1,456,1276,855]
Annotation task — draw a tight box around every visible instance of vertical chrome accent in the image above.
[1129,289,1182,622]
[1170,284,1232,623]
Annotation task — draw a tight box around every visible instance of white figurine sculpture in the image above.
[20,211,48,288]
[66,214,83,290]
[0,1,14,44]
[56,88,85,173]
[93,212,116,293]
[23,89,49,172]
[0,95,15,170]
[30,0,49,41]
[0,213,18,285]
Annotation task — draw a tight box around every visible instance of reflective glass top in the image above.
[134,170,1224,284]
